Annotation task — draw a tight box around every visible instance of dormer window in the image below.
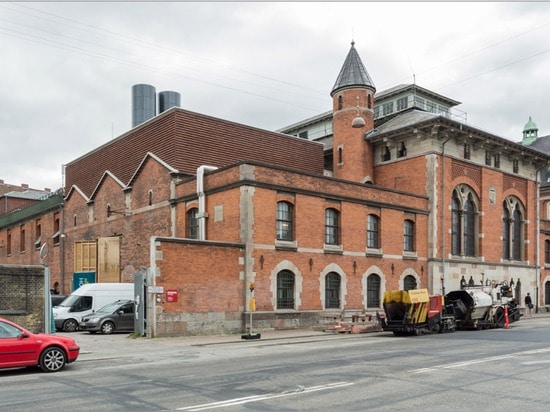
[464,144,471,160]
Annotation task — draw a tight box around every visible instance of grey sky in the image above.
[2,2,550,191]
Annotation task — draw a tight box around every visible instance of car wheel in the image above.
[63,319,79,332]
[101,321,115,334]
[39,347,66,372]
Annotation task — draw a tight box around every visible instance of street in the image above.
[1,316,550,411]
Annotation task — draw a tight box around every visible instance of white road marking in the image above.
[412,347,550,373]
[177,382,354,411]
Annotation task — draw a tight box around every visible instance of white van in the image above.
[53,283,134,332]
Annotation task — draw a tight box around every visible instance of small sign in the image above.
[166,289,178,302]
[148,285,164,294]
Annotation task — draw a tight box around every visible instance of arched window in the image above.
[325,272,341,309]
[404,220,414,252]
[502,196,525,261]
[276,201,293,241]
[148,190,153,206]
[404,275,417,290]
[325,208,340,245]
[367,274,381,308]
[187,208,199,239]
[277,270,295,309]
[368,94,373,109]
[367,214,380,249]
[545,281,550,306]
[545,240,550,265]
[338,95,343,110]
[451,185,479,257]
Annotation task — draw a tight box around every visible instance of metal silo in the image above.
[132,84,156,127]
[159,91,181,113]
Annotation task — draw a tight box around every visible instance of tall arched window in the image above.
[545,240,550,265]
[451,185,479,257]
[277,270,295,309]
[325,272,341,309]
[545,281,550,306]
[502,197,525,261]
[325,208,340,245]
[367,274,381,308]
[404,275,417,290]
[276,201,293,241]
[187,208,199,239]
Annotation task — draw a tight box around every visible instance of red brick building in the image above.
[1,42,549,336]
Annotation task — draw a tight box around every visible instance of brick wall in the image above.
[0,264,46,333]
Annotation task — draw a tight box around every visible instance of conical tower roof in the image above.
[331,41,375,96]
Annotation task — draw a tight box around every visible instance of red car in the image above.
[0,317,80,372]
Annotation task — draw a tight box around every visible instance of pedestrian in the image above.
[525,293,533,317]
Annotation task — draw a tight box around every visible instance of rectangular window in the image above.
[485,151,492,166]
[52,213,60,245]
[277,272,295,309]
[404,220,414,252]
[414,97,425,110]
[464,144,471,160]
[20,225,25,253]
[426,101,437,113]
[382,102,393,116]
[494,153,501,168]
[438,106,449,116]
[373,106,380,118]
[35,219,41,250]
[513,159,519,174]
[545,240,550,265]
[6,229,11,256]
[396,97,408,111]
[276,202,293,241]
[367,215,379,248]
[325,209,339,245]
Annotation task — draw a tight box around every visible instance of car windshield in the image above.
[96,302,124,314]
[59,294,80,307]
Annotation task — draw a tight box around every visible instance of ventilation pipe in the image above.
[197,165,218,240]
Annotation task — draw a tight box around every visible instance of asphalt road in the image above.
[2,316,550,411]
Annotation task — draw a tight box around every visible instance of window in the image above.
[148,190,153,206]
[397,142,407,158]
[513,159,519,174]
[298,131,308,139]
[367,214,379,249]
[107,204,112,218]
[74,241,97,272]
[415,97,425,110]
[485,151,492,166]
[368,94,373,109]
[382,102,393,116]
[338,95,343,110]
[367,274,381,308]
[187,208,199,239]
[396,96,408,111]
[373,106,380,118]
[337,147,343,164]
[276,201,293,241]
[52,213,60,245]
[545,240,550,265]
[404,220,414,252]
[277,270,295,309]
[325,208,340,245]
[494,153,501,168]
[325,272,341,309]
[426,101,437,113]
[502,197,525,261]
[6,229,11,256]
[35,220,41,250]
[546,281,550,306]
[464,144,471,160]
[404,275,417,291]
[451,185,478,257]
[382,146,391,161]
[20,225,25,253]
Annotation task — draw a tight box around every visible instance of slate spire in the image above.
[331,41,375,96]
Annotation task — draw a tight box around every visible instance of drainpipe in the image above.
[440,134,452,295]
[197,165,218,241]
[535,167,543,313]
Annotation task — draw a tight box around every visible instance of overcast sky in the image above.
[2,1,550,191]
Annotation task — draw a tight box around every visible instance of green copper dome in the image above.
[523,116,538,132]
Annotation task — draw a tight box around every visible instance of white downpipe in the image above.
[197,165,218,241]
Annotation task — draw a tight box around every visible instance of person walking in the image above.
[525,293,533,317]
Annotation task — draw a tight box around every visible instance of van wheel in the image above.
[63,319,78,332]
[101,321,115,334]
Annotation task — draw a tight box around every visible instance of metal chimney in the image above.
[132,84,156,127]
[159,91,181,113]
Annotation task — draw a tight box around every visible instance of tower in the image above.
[330,41,376,183]
[522,116,538,146]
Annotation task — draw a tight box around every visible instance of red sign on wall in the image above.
[166,289,178,302]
